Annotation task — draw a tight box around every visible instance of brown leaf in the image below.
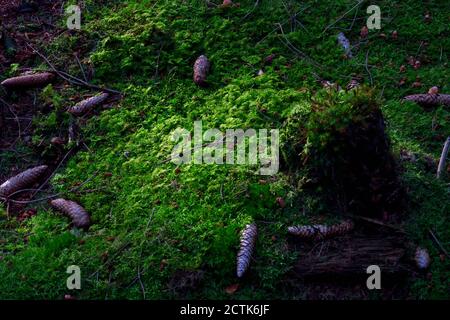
[225,283,240,294]
[276,197,286,208]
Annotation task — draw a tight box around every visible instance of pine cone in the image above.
[337,32,352,58]
[414,247,430,270]
[403,94,450,107]
[236,223,257,278]
[50,198,91,229]
[1,72,55,89]
[68,92,110,116]
[0,165,48,197]
[193,55,210,87]
[288,220,354,240]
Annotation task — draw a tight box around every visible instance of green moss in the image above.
[0,0,449,299]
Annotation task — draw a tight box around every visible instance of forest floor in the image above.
[0,0,449,299]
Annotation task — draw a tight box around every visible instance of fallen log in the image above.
[1,72,55,89]
[294,234,407,276]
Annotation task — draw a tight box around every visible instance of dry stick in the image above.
[322,0,365,35]
[276,23,322,69]
[74,53,88,82]
[25,43,122,96]
[365,49,373,85]
[437,136,450,179]
[0,171,98,205]
[346,214,407,233]
[29,147,75,201]
[429,229,450,259]
[0,97,22,147]
[241,0,260,21]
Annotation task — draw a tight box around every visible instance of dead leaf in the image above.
[225,283,240,294]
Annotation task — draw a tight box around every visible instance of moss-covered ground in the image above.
[0,0,449,299]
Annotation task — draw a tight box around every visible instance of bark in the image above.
[294,234,407,276]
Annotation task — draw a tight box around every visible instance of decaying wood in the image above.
[414,247,430,270]
[68,92,110,116]
[403,94,450,107]
[0,165,48,198]
[50,198,91,229]
[437,136,450,179]
[288,220,354,240]
[294,234,406,276]
[1,72,55,89]
[236,223,257,278]
[193,55,210,87]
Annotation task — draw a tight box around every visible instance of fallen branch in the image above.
[25,42,122,96]
[429,229,450,259]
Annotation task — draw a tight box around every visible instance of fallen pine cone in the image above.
[288,220,354,240]
[193,55,210,87]
[415,247,431,270]
[236,223,257,278]
[68,92,110,116]
[1,72,54,90]
[337,32,352,58]
[50,198,91,229]
[403,94,450,107]
[0,165,48,198]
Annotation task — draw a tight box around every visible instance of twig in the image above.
[25,42,122,96]
[241,0,260,21]
[347,214,406,233]
[74,53,88,82]
[429,229,450,259]
[365,49,373,85]
[0,171,98,205]
[322,0,365,35]
[437,136,450,179]
[0,97,22,147]
[29,148,75,200]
